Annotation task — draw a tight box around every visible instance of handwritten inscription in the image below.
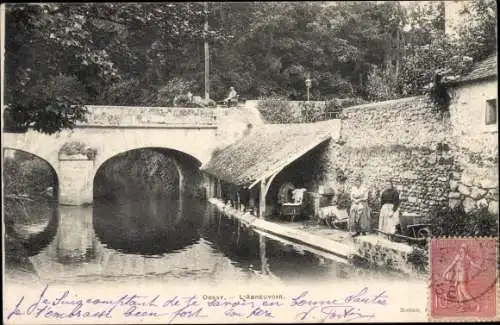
[6,286,206,324]
[291,288,387,322]
[6,285,388,322]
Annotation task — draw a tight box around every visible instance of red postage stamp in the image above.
[430,238,498,319]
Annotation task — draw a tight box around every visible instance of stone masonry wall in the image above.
[446,78,499,216]
[321,144,453,216]
[448,155,498,216]
[312,96,453,217]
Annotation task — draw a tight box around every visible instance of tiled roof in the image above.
[457,54,497,83]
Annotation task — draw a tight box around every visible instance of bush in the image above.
[431,205,499,237]
[257,97,368,124]
[3,155,56,197]
[407,248,428,273]
[256,96,297,123]
[60,141,86,155]
[155,78,198,106]
[299,101,327,123]
[18,159,57,195]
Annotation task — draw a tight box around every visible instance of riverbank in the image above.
[209,198,428,277]
[5,233,40,283]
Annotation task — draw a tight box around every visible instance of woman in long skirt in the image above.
[349,175,371,236]
[378,179,401,236]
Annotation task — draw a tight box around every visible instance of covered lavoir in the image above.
[200,121,340,221]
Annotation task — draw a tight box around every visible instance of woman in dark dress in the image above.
[378,179,401,235]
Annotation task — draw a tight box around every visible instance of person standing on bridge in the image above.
[223,86,238,107]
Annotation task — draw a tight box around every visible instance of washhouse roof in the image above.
[449,53,497,85]
[201,122,335,188]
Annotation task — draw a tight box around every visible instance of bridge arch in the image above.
[91,147,203,255]
[3,147,60,199]
[91,136,207,176]
[92,147,202,200]
[3,148,60,255]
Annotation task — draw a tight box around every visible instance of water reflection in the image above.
[56,206,98,264]
[12,199,59,257]
[12,192,399,285]
[200,207,351,282]
[93,193,201,255]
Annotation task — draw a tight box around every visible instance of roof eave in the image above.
[201,169,249,187]
[445,74,498,87]
[247,135,332,190]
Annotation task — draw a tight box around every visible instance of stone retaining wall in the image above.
[313,96,453,217]
[309,94,498,220]
[449,164,498,215]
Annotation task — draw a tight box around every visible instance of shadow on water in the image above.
[200,206,352,282]
[200,205,262,270]
[93,193,204,255]
[10,198,60,257]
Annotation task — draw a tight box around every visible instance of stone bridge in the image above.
[2,105,241,205]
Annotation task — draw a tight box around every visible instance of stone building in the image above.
[447,54,497,156]
[445,54,498,215]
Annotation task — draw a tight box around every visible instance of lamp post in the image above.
[305,77,312,102]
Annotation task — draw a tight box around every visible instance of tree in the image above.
[4,3,211,134]
[5,1,496,129]
[368,0,496,100]
[454,0,497,62]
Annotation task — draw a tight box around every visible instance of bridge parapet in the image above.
[81,105,217,127]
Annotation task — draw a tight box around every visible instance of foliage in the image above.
[154,78,197,106]
[431,205,499,237]
[4,3,212,133]
[60,141,87,155]
[299,102,327,123]
[96,78,145,106]
[4,1,497,132]
[454,0,497,63]
[366,65,400,101]
[257,96,369,124]
[94,149,181,199]
[366,0,495,100]
[3,156,56,196]
[3,158,22,194]
[407,248,428,273]
[19,159,57,195]
[60,141,97,159]
[256,97,297,124]
[426,74,452,115]
[4,75,89,134]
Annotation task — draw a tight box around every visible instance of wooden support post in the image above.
[258,172,279,219]
[311,192,320,219]
[259,180,266,219]
[217,178,222,198]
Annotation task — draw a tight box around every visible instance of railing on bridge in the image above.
[81,106,218,127]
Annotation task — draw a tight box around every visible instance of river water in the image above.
[8,193,410,287]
